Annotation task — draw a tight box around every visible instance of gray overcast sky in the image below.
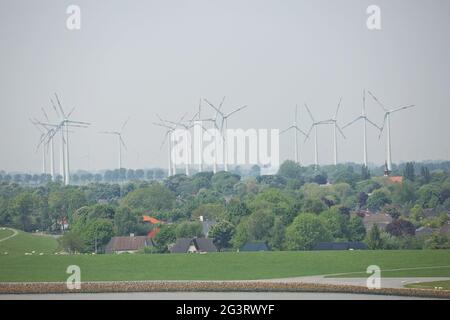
[1,0,449,173]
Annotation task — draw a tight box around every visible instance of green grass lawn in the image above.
[405,280,450,290]
[1,250,450,282]
[0,228,58,256]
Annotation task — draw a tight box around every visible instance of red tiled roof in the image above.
[388,176,403,183]
[143,215,162,224]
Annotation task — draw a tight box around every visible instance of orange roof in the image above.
[143,215,162,224]
[147,227,160,239]
[388,176,403,183]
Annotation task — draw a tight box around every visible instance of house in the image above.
[169,237,218,253]
[143,215,164,238]
[105,235,154,254]
[313,242,367,251]
[239,241,270,252]
[362,213,393,231]
[415,226,436,237]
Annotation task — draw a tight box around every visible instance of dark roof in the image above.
[194,238,218,252]
[313,242,367,251]
[170,238,192,253]
[240,241,270,252]
[363,213,393,230]
[105,236,153,253]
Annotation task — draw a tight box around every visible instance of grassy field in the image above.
[1,250,450,282]
[0,228,58,256]
[405,280,450,290]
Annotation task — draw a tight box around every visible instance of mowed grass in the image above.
[405,280,450,290]
[0,250,450,282]
[0,228,58,256]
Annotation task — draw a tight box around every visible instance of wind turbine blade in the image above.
[204,98,222,115]
[366,118,382,131]
[226,105,248,118]
[390,105,415,114]
[334,97,343,120]
[367,90,388,112]
[54,93,67,118]
[50,99,61,118]
[304,103,315,123]
[120,136,127,150]
[378,114,388,139]
[219,96,226,110]
[336,124,346,139]
[304,125,314,142]
[342,116,362,129]
[67,107,76,118]
[280,126,294,135]
[153,122,173,129]
[41,108,50,122]
[121,117,130,132]
[295,126,308,137]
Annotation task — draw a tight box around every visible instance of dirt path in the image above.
[0,228,18,243]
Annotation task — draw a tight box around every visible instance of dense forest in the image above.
[1,160,450,253]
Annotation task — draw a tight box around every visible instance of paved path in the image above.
[0,291,433,300]
[265,276,450,289]
[0,228,18,243]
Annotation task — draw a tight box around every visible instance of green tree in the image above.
[175,221,203,238]
[59,231,85,253]
[153,225,176,253]
[11,192,36,231]
[367,189,391,211]
[285,213,332,250]
[403,162,415,182]
[209,220,235,250]
[121,184,175,212]
[348,216,366,241]
[114,206,139,236]
[365,225,384,249]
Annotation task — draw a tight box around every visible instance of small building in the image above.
[239,241,270,252]
[169,237,217,254]
[105,235,154,254]
[313,242,367,251]
[362,213,393,231]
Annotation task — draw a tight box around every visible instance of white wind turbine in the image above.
[153,113,189,176]
[317,98,346,165]
[304,103,327,169]
[99,118,130,170]
[50,93,90,185]
[367,91,415,172]
[342,90,381,167]
[203,97,248,172]
[281,105,307,165]
[30,120,48,175]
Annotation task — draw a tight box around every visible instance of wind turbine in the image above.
[304,103,327,170]
[50,93,90,185]
[99,118,130,170]
[281,105,307,164]
[203,97,248,172]
[367,91,415,172]
[30,120,47,175]
[153,113,189,176]
[342,90,381,167]
[317,98,346,165]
